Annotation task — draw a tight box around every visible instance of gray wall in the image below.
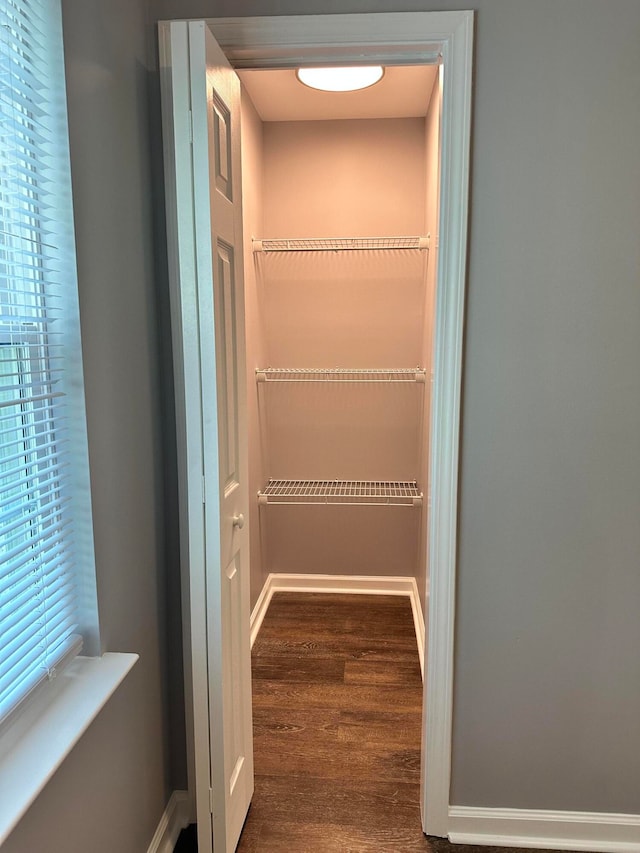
[153,0,640,815]
[3,0,176,850]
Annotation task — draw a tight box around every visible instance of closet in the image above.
[238,66,441,618]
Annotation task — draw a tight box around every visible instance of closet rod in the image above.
[252,235,430,253]
[256,368,427,383]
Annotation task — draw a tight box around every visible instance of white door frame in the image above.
[159,20,211,839]
[165,10,473,840]
[209,12,473,838]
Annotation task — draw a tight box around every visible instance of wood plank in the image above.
[253,634,420,662]
[252,655,345,683]
[252,680,423,714]
[338,707,424,748]
[344,658,422,686]
[253,738,420,782]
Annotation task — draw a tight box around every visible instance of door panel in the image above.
[187,20,253,853]
[215,240,240,494]
[223,548,248,801]
[212,94,233,198]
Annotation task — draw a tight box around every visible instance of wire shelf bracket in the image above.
[257,479,423,507]
[252,235,430,253]
[256,367,427,384]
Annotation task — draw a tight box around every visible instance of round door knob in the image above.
[232,513,245,529]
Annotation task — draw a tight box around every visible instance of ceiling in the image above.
[237,65,439,122]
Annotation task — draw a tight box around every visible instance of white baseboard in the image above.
[249,573,274,649]
[407,577,425,679]
[448,806,640,853]
[250,573,426,679]
[146,790,190,853]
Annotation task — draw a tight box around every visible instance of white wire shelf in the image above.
[252,235,429,253]
[257,479,423,507]
[256,367,427,384]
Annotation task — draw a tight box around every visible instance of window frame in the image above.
[0,0,100,729]
[0,2,137,842]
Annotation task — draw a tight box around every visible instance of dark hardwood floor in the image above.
[176,592,569,852]
[238,593,424,852]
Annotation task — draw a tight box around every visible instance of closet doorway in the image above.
[159,12,473,853]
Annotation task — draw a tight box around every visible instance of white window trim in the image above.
[0,652,138,845]
[0,0,101,717]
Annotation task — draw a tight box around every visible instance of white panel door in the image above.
[190,21,253,853]
[158,19,253,853]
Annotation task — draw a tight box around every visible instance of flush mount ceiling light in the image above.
[296,66,384,93]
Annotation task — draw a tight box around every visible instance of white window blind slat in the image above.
[0,430,57,456]
[0,461,69,505]
[1,571,72,641]
[0,456,69,497]
[0,87,47,116]
[0,369,64,390]
[0,221,55,243]
[0,337,64,348]
[0,56,47,91]
[0,595,75,680]
[0,647,56,703]
[0,636,82,727]
[0,0,94,730]
[0,609,73,684]
[0,377,60,397]
[0,3,49,33]
[0,13,48,43]
[0,434,67,468]
[0,472,69,515]
[0,522,72,587]
[1,573,73,638]
[2,494,70,543]
[0,390,64,410]
[0,290,64,304]
[0,354,65,370]
[0,587,75,668]
[0,291,64,305]
[0,546,70,603]
[0,626,78,710]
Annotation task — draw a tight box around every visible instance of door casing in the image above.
[165,10,474,841]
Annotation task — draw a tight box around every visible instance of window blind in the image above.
[0,0,84,726]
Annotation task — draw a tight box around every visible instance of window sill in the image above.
[0,652,138,845]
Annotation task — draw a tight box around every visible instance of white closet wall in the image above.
[242,98,439,601]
